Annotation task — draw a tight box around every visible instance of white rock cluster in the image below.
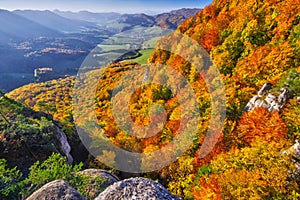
[244,83,289,113]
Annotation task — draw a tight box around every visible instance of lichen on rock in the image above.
[95,177,181,200]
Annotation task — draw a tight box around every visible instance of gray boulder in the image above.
[95,177,181,200]
[26,180,85,200]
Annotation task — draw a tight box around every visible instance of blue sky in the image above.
[0,0,213,13]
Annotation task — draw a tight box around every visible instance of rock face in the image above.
[244,83,290,113]
[26,180,85,200]
[78,169,119,199]
[245,69,299,113]
[257,83,273,97]
[54,125,73,164]
[95,177,181,200]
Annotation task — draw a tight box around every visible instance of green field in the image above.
[123,49,154,65]
[94,25,170,67]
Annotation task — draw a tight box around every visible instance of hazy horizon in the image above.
[3,8,201,15]
[0,0,212,14]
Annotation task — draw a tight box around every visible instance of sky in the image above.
[0,0,213,14]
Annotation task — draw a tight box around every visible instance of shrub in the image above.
[24,153,87,197]
[0,159,24,199]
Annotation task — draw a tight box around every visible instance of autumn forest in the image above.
[1,0,300,199]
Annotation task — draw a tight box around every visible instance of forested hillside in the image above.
[148,0,300,198]
[6,0,300,199]
[0,91,73,175]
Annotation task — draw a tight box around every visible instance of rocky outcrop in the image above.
[245,69,299,113]
[78,169,119,199]
[26,180,85,200]
[54,125,73,164]
[0,94,74,175]
[244,83,290,113]
[95,177,181,200]
[257,83,273,97]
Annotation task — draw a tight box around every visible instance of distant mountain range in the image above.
[54,8,201,29]
[0,8,201,92]
[52,10,122,25]
[13,10,96,33]
[0,8,201,43]
[0,9,61,43]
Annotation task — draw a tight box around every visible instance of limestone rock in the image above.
[244,83,289,113]
[95,177,181,200]
[278,88,288,104]
[26,180,85,200]
[54,125,73,164]
[258,83,273,97]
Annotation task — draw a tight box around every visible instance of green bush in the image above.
[0,153,94,199]
[25,153,87,197]
[0,159,24,199]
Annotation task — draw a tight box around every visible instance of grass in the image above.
[94,25,170,67]
[123,49,154,65]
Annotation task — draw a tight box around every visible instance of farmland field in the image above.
[122,49,154,65]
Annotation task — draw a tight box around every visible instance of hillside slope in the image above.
[0,9,61,43]
[7,0,300,199]
[54,9,201,30]
[147,0,300,198]
[0,91,73,175]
